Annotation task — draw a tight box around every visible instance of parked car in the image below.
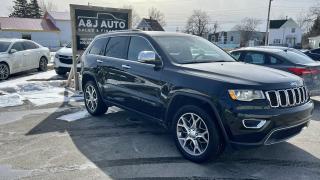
[303,48,320,61]
[81,31,313,162]
[54,43,81,75]
[230,47,320,96]
[0,39,50,80]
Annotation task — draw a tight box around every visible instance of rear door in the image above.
[265,54,293,72]
[22,41,39,69]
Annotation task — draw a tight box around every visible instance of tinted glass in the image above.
[11,42,24,51]
[244,52,266,64]
[230,51,241,60]
[128,36,154,61]
[105,36,130,59]
[66,43,72,48]
[0,41,11,52]
[89,38,108,55]
[269,56,283,65]
[154,35,235,64]
[277,51,316,64]
[23,41,39,49]
[311,48,320,54]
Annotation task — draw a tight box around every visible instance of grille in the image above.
[58,55,72,64]
[266,86,308,108]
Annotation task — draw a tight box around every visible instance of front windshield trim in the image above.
[153,35,235,64]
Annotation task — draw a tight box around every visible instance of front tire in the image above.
[172,105,224,163]
[0,63,10,80]
[84,81,108,116]
[38,57,48,71]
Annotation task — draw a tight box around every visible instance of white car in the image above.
[54,43,81,75]
[0,39,50,80]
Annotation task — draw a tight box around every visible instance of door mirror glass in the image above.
[9,49,18,54]
[138,51,162,67]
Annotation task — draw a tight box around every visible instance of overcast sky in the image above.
[1,0,319,31]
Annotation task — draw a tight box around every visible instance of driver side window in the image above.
[11,42,24,52]
[128,36,154,61]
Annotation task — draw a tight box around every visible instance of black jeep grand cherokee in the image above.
[81,31,314,162]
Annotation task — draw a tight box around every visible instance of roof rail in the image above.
[111,29,142,33]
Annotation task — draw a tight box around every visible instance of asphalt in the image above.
[0,71,319,180]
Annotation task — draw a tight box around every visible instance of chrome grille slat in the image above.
[266,86,309,108]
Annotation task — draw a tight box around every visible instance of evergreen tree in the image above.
[28,0,42,18]
[307,16,320,37]
[9,0,29,18]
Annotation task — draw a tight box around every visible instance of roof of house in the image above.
[46,11,70,21]
[139,18,164,31]
[270,20,288,29]
[0,17,60,32]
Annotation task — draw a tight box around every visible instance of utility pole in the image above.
[265,0,273,46]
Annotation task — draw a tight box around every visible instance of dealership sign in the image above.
[70,4,132,51]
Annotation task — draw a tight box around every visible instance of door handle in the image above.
[97,59,103,63]
[121,64,131,69]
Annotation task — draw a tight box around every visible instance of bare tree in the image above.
[185,10,211,37]
[39,0,57,13]
[122,5,141,28]
[148,7,166,27]
[233,17,261,46]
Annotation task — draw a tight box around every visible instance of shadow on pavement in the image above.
[25,89,320,179]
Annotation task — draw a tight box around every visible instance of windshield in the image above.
[66,42,72,48]
[278,51,316,64]
[153,35,235,64]
[0,41,11,52]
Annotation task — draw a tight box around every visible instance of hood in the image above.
[56,47,72,56]
[181,62,303,88]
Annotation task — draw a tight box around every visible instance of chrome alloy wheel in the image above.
[176,113,209,156]
[85,85,98,112]
[0,64,9,80]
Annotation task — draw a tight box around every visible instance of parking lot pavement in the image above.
[0,96,319,180]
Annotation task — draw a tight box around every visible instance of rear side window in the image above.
[11,42,24,51]
[89,38,108,55]
[128,36,154,61]
[230,51,241,60]
[243,52,266,64]
[278,51,315,64]
[311,48,320,54]
[105,36,130,59]
[269,56,283,65]
[22,41,39,50]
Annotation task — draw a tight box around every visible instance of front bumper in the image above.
[53,57,81,69]
[221,100,314,146]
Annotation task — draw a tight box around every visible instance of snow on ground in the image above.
[0,70,83,108]
[57,110,89,122]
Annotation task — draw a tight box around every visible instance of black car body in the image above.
[230,47,320,96]
[81,31,313,162]
[304,48,320,61]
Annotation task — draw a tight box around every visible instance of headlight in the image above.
[55,53,59,58]
[228,90,265,101]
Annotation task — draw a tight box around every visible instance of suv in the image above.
[81,31,314,162]
[54,43,81,75]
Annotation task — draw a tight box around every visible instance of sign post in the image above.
[68,4,132,91]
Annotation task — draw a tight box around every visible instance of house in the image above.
[268,18,302,48]
[208,31,265,49]
[0,11,71,49]
[136,18,164,31]
[308,35,320,49]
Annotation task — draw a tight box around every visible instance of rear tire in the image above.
[38,57,48,71]
[172,105,225,163]
[0,63,10,80]
[84,81,108,116]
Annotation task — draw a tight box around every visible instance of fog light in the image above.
[242,119,266,129]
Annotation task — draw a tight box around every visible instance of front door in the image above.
[9,42,25,73]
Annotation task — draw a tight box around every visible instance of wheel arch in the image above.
[165,92,229,142]
[0,61,11,74]
[82,72,98,91]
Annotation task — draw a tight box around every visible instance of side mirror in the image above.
[9,49,17,54]
[138,51,162,68]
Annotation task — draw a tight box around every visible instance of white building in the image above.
[268,18,302,48]
[0,11,71,49]
[309,35,320,49]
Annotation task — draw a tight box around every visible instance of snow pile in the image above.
[57,110,89,122]
[0,93,24,108]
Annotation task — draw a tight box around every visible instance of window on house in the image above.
[291,28,296,33]
[22,34,31,40]
[230,36,234,42]
[273,39,281,44]
[224,36,227,44]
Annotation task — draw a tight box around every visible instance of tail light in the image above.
[288,67,320,76]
